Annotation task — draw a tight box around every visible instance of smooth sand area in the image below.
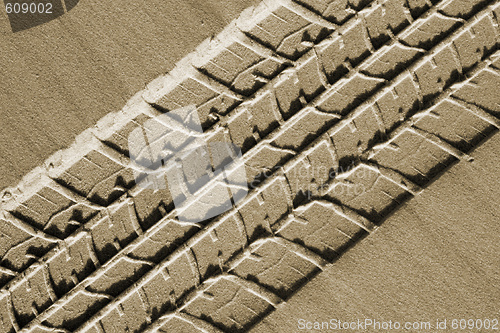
[251,132,500,333]
[0,0,257,190]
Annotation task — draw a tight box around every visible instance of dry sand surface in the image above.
[0,0,499,332]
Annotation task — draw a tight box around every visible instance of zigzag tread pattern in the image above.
[0,0,499,332]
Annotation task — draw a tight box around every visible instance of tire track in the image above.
[62,6,500,332]
[0,0,434,320]
[141,49,500,333]
[0,0,391,290]
[0,0,498,332]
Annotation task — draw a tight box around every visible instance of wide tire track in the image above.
[0,0,499,332]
